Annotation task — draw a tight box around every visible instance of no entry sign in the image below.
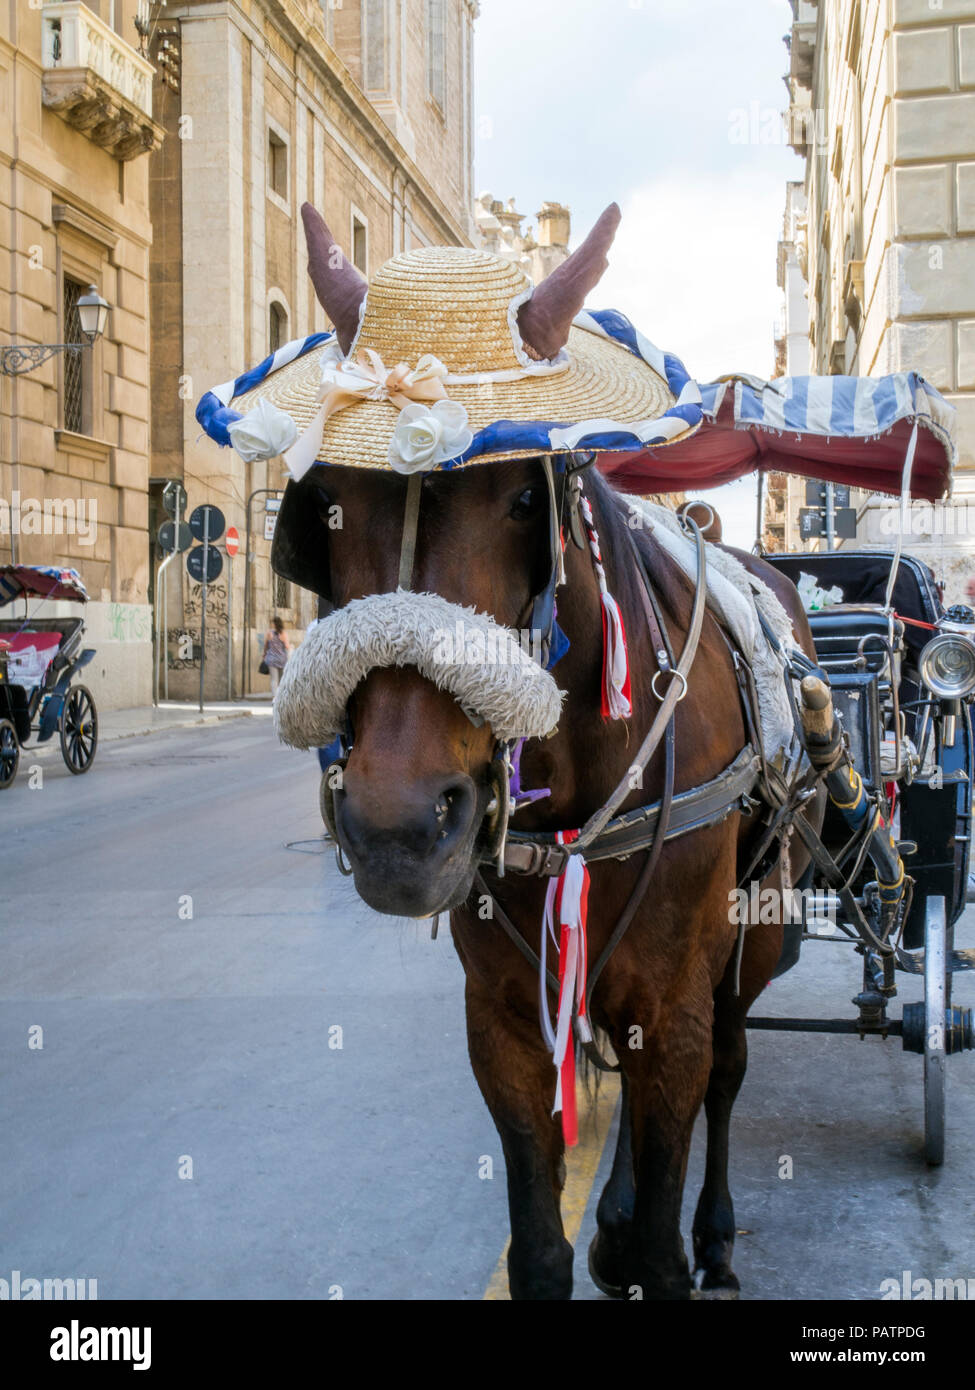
[225,526,240,557]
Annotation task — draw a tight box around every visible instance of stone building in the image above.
[474,192,571,284]
[773,0,975,593]
[147,0,477,699]
[0,1,164,708]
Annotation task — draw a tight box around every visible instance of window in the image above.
[427,0,445,110]
[62,276,88,435]
[269,301,287,355]
[274,574,291,610]
[268,128,288,201]
[352,214,367,274]
[363,0,387,91]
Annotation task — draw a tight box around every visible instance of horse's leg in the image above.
[692,915,783,1294]
[588,1072,634,1297]
[619,995,716,1300]
[465,980,574,1300]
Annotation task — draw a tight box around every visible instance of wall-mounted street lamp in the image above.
[1,286,110,376]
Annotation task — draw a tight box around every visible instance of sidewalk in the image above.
[96,700,274,743]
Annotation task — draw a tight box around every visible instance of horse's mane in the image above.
[583,468,695,632]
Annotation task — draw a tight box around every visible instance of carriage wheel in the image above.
[923,896,947,1167]
[59,685,97,775]
[0,718,19,788]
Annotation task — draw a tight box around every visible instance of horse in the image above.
[284,454,820,1300]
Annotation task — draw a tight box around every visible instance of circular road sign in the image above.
[189,504,226,544]
[186,544,223,584]
[157,520,193,554]
[225,526,240,557]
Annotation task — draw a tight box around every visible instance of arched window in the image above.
[269,301,288,355]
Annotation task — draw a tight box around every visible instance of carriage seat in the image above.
[2,630,63,689]
[806,606,905,675]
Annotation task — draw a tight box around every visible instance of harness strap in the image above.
[572,514,708,853]
[397,473,423,590]
[581,716,676,1076]
[503,744,761,873]
[473,869,561,997]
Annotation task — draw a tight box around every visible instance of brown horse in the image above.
[286,455,819,1300]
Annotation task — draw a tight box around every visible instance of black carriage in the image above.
[0,565,98,787]
[748,545,975,1166]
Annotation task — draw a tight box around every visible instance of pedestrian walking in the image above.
[261,615,291,697]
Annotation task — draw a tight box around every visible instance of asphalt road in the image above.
[3,718,975,1301]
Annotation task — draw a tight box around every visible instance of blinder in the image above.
[270,452,597,667]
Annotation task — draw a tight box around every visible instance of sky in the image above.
[473,0,805,546]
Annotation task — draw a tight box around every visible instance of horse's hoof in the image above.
[587,1233,624,1300]
[693,1266,741,1299]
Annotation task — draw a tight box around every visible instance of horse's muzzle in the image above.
[336,768,489,917]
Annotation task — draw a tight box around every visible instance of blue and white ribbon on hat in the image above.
[544,310,702,454]
[196,313,704,471]
[195,332,333,448]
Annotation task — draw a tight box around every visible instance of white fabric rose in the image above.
[227,397,299,462]
[388,400,473,474]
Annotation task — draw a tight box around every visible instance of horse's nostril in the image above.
[435,784,472,845]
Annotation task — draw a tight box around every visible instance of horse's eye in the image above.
[510,487,545,521]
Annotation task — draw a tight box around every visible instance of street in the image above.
[3,718,975,1301]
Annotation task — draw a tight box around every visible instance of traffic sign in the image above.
[834,506,857,539]
[225,526,240,557]
[157,520,192,554]
[264,514,276,542]
[187,544,223,583]
[800,507,823,539]
[189,504,226,543]
[162,481,187,518]
[265,496,282,513]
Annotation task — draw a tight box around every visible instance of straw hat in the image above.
[197,202,701,478]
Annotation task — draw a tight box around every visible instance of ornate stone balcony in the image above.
[41,2,164,161]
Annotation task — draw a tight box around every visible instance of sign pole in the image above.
[226,552,233,700]
[199,507,209,713]
[825,482,836,552]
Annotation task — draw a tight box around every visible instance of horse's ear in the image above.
[517,202,621,360]
[271,478,332,600]
[302,202,367,355]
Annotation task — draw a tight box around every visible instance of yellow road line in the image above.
[483,1073,621,1300]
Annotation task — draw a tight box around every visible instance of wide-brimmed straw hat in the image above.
[197,202,702,479]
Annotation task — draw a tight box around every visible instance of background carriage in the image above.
[0,565,98,788]
[604,370,973,1166]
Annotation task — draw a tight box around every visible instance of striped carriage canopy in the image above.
[598,371,956,503]
[0,565,89,606]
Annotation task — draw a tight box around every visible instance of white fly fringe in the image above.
[274,588,565,748]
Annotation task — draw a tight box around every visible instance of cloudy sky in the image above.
[473,0,804,544]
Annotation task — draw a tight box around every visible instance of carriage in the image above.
[754,545,974,1166]
[0,564,98,788]
[614,372,974,1168]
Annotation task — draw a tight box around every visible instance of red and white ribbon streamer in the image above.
[579,494,631,720]
[540,832,592,1147]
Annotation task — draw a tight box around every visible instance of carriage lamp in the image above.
[919,629,975,701]
[1,285,109,375]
